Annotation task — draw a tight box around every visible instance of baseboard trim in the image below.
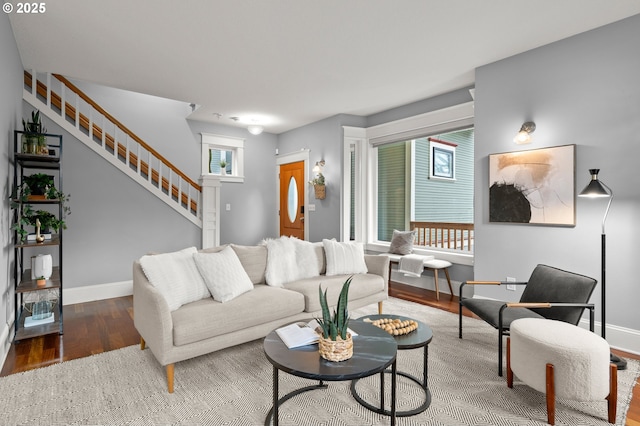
[0,322,10,374]
[579,318,640,356]
[63,280,133,305]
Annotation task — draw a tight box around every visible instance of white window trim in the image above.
[201,133,245,183]
[342,101,474,265]
[342,127,367,242]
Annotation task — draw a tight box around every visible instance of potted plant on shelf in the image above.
[10,174,71,243]
[219,159,227,175]
[36,276,46,287]
[30,210,65,234]
[21,109,48,155]
[316,277,353,362]
[22,173,55,199]
[309,172,325,200]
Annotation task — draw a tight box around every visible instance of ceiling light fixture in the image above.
[514,121,536,144]
[247,125,264,135]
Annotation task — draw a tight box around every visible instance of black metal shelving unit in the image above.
[12,130,64,342]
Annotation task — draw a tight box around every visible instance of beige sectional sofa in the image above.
[133,240,390,393]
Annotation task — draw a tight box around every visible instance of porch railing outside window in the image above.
[411,221,474,252]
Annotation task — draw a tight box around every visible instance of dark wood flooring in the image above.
[1,281,638,425]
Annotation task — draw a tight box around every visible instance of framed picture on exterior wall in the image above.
[489,144,575,226]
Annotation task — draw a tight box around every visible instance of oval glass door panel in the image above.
[287,177,298,223]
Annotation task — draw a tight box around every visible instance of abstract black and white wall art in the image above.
[489,144,575,226]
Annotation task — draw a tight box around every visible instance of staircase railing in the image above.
[23,71,202,226]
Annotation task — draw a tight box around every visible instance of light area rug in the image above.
[0,298,638,425]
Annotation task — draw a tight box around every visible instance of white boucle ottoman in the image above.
[507,318,617,425]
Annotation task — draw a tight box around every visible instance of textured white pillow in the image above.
[264,236,297,287]
[193,246,254,302]
[264,236,322,286]
[322,239,368,276]
[293,238,321,279]
[139,247,211,311]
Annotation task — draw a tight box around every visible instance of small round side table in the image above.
[350,314,433,417]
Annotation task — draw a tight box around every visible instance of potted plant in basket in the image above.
[316,276,353,362]
[309,172,325,200]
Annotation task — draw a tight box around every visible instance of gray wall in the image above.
[18,80,278,287]
[277,114,365,242]
[27,104,201,288]
[1,14,26,352]
[473,14,640,331]
[187,120,279,245]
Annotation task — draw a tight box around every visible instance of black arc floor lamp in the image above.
[579,168,627,370]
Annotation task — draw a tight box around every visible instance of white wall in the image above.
[474,15,640,349]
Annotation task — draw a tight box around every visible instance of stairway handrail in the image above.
[50,73,201,192]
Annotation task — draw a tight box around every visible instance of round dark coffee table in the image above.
[350,314,433,416]
[263,320,398,426]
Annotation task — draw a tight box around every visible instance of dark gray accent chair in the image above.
[458,264,597,376]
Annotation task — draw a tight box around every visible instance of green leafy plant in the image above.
[22,109,42,134]
[309,172,325,186]
[219,159,227,168]
[316,276,352,341]
[23,173,54,196]
[10,174,71,243]
[29,210,64,232]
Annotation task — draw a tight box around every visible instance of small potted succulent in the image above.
[36,276,47,287]
[316,276,353,362]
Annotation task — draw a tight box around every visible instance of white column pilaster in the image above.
[200,175,221,249]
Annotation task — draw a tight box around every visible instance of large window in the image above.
[343,101,474,261]
[376,128,474,242]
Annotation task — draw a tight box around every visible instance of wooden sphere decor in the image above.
[365,317,418,336]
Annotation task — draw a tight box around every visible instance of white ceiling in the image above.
[8,1,640,134]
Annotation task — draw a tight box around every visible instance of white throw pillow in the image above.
[264,236,322,286]
[264,236,297,287]
[322,239,368,276]
[293,238,321,280]
[139,247,211,311]
[193,246,254,302]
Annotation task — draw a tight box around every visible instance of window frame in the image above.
[429,139,456,181]
[200,133,245,183]
[342,102,474,265]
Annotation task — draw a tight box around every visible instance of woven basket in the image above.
[314,184,326,200]
[318,333,353,362]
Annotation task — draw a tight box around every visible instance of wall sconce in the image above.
[312,160,325,173]
[514,121,536,144]
[247,125,263,135]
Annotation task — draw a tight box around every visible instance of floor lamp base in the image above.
[611,353,627,370]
